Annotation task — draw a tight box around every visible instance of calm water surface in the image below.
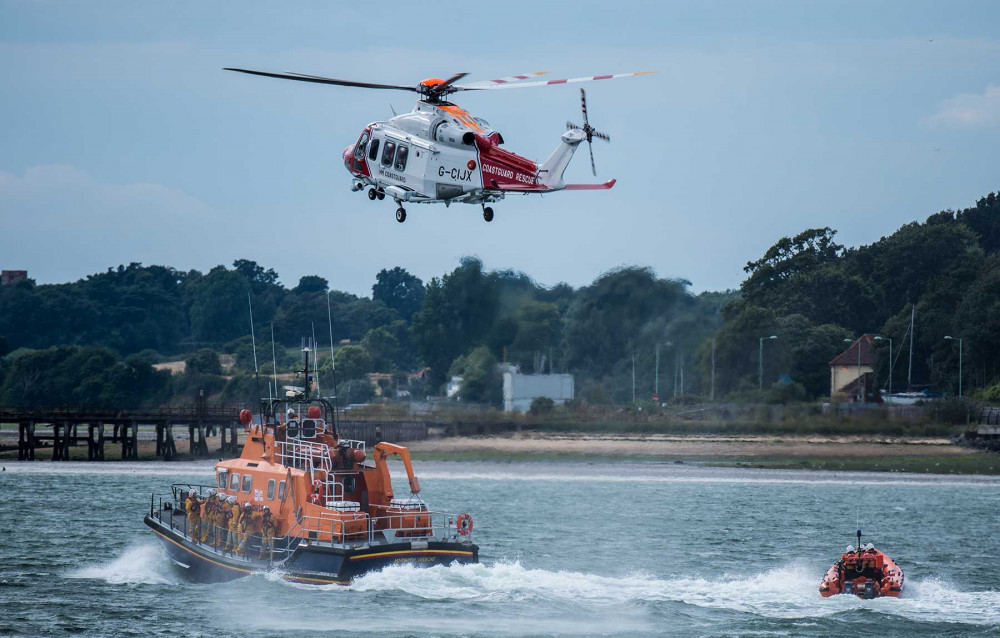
[2,461,999,637]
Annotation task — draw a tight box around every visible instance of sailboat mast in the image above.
[907,305,915,390]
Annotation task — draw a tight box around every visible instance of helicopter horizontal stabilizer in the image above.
[564,179,617,190]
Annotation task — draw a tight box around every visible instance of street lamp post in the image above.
[874,336,892,400]
[758,335,778,391]
[944,336,963,397]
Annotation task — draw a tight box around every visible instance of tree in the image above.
[293,275,328,294]
[361,321,417,372]
[185,349,222,375]
[454,346,502,405]
[185,266,252,344]
[372,267,425,322]
[232,259,280,294]
[329,345,372,382]
[411,258,500,387]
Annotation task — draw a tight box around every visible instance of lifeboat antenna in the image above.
[248,292,265,428]
[326,291,340,435]
[311,322,321,401]
[271,322,278,411]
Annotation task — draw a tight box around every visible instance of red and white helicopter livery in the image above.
[225,68,654,222]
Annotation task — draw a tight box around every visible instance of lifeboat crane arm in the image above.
[374,442,421,498]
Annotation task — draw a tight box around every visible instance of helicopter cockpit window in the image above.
[368,138,380,161]
[354,131,369,160]
[394,145,408,171]
[381,140,396,166]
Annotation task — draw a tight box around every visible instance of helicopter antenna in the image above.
[390,103,397,116]
[566,88,610,176]
[247,293,264,427]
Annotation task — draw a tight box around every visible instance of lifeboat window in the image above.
[286,420,299,438]
[217,469,228,490]
[301,419,316,439]
[278,480,286,501]
[394,145,408,171]
[368,138,380,161]
[241,474,252,493]
[267,479,276,500]
[381,140,395,166]
[229,473,240,491]
[354,131,369,160]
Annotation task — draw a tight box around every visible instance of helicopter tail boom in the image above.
[537,128,587,190]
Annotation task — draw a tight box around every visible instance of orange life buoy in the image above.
[457,513,473,536]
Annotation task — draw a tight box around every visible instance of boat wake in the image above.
[343,560,1000,625]
[67,542,179,585]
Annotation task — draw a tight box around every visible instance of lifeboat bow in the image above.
[819,530,904,599]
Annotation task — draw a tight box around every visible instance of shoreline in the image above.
[2,431,997,475]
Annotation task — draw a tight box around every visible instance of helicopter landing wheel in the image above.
[395,207,406,223]
[367,188,377,201]
[377,190,385,201]
[483,206,494,222]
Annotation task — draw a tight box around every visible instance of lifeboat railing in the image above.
[293,509,473,547]
[149,489,472,563]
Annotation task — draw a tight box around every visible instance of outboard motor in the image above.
[843,580,855,595]
[863,581,876,599]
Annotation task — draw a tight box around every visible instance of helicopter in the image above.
[224,67,654,223]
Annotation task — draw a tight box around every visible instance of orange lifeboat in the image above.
[819,530,904,599]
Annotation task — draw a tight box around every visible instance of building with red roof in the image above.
[829,334,876,400]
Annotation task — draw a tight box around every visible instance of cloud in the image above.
[925,84,1000,129]
[0,165,222,282]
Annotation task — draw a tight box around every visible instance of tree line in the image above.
[2,189,999,407]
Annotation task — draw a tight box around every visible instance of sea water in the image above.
[1,461,999,637]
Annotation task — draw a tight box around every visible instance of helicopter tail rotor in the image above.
[566,88,610,176]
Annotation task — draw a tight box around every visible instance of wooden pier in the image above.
[3,405,243,461]
[2,406,430,461]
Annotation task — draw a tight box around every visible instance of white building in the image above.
[502,372,575,412]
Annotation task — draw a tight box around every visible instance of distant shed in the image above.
[502,372,574,412]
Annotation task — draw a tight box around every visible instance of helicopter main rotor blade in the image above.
[458,70,656,91]
[456,71,550,89]
[588,140,597,176]
[567,121,582,131]
[581,88,589,128]
[224,68,418,92]
[592,130,610,142]
[426,72,471,95]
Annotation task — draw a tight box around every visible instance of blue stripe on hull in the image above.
[145,515,477,585]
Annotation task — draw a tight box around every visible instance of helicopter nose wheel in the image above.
[483,206,494,222]
[368,188,377,201]
[395,207,407,223]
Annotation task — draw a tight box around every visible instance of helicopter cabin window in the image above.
[381,140,396,166]
[394,145,409,171]
[354,131,369,160]
[229,473,241,492]
[217,469,229,490]
[278,480,286,501]
[241,474,253,493]
[368,138,380,161]
[267,479,276,500]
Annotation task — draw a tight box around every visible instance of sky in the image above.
[2,0,1000,297]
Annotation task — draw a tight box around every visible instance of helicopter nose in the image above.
[342,145,354,169]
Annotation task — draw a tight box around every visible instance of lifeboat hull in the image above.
[145,515,478,585]
[819,548,903,599]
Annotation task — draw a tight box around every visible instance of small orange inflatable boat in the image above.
[819,530,903,599]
